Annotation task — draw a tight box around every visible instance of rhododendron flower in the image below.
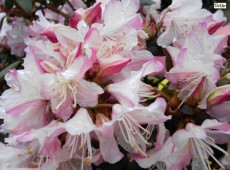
[157,0,225,47]
[165,47,219,109]
[169,120,230,170]
[207,84,230,107]
[135,120,230,170]
[40,55,103,120]
[107,60,163,107]
[111,97,170,156]
[0,15,28,56]
[164,23,227,109]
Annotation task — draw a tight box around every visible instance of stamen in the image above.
[55,77,79,110]
[190,137,227,170]
[142,125,155,140]
[117,113,151,157]
[66,134,93,170]
[177,72,206,108]
[31,154,48,168]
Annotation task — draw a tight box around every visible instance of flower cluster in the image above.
[0,0,230,170]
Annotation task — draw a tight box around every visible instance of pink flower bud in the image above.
[207,84,230,107]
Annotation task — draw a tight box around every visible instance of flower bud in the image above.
[207,84,230,107]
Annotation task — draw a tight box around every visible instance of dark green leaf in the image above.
[166,55,173,71]
[4,0,14,10]
[50,0,65,7]
[15,0,33,14]
[140,0,155,6]
[0,60,21,81]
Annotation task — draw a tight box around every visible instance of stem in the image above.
[150,87,171,101]
[46,4,71,20]
[96,104,113,108]
[66,0,75,11]
[0,44,10,51]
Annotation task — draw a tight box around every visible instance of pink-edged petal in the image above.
[201,119,230,131]
[53,25,83,50]
[64,108,96,135]
[207,101,230,122]
[103,0,142,31]
[134,138,174,168]
[215,25,230,35]
[66,43,82,67]
[96,122,124,163]
[202,119,230,144]
[165,144,192,170]
[3,100,51,134]
[31,11,57,42]
[166,46,186,66]
[157,21,184,47]
[208,10,227,34]
[0,70,42,115]
[51,96,74,121]
[121,0,140,17]
[83,2,102,25]
[76,79,104,107]
[23,48,45,74]
[98,54,131,77]
[207,84,230,107]
[0,143,33,169]
[84,27,103,48]
[107,60,163,107]
[213,34,228,54]
[128,98,170,125]
[63,56,93,80]
[208,20,225,35]
[154,124,170,150]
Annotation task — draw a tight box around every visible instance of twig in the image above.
[46,4,71,20]
[66,0,75,11]
[96,104,113,108]
[150,87,171,101]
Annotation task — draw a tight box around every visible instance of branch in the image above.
[46,4,71,20]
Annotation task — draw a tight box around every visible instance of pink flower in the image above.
[165,47,219,109]
[0,51,51,135]
[157,0,214,47]
[164,23,227,109]
[207,84,230,107]
[134,124,174,168]
[207,101,230,123]
[170,120,230,170]
[107,60,163,107]
[30,11,57,42]
[136,120,230,170]
[6,18,29,57]
[40,56,103,121]
[0,143,36,169]
[111,97,170,156]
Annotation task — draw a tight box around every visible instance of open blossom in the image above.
[157,0,226,47]
[135,120,230,170]
[107,60,163,107]
[0,14,28,56]
[165,23,227,109]
[207,85,230,122]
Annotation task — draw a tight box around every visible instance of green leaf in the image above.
[0,61,21,81]
[5,0,14,10]
[50,0,65,7]
[15,0,33,14]
[140,0,155,6]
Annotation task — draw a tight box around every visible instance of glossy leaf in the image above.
[0,60,21,81]
[15,0,33,14]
